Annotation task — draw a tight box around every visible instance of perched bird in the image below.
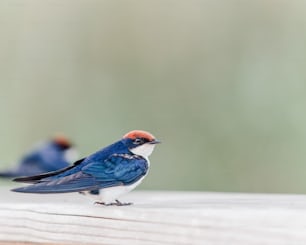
[12,130,160,206]
[0,136,77,178]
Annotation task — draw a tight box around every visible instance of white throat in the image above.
[64,148,79,163]
[130,143,155,159]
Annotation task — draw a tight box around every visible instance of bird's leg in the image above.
[94,201,107,205]
[114,199,133,206]
[94,200,133,206]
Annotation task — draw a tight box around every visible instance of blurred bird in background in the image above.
[0,135,78,178]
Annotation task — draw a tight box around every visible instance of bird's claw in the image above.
[114,199,133,206]
[94,200,133,206]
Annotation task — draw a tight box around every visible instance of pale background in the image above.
[1,0,306,193]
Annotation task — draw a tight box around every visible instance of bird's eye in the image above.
[134,138,143,144]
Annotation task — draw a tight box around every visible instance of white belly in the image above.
[81,176,145,204]
[98,178,143,204]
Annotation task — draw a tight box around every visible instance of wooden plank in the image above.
[1,187,306,244]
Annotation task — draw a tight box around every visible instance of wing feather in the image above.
[13,158,85,183]
[11,154,148,194]
[12,172,101,193]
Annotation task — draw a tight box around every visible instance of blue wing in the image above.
[83,154,148,185]
[12,154,148,193]
[12,172,101,193]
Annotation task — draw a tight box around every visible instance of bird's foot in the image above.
[94,201,106,205]
[114,199,133,206]
[94,200,133,206]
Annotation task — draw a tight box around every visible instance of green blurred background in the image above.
[1,0,306,193]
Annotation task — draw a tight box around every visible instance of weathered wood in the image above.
[1,187,306,245]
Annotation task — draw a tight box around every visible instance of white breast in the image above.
[97,177,145,204]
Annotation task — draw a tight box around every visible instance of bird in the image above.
[0,135,77,178]
[12,130,161,206]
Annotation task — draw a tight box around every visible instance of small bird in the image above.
[12,130,160,206]
[0,136,77,178]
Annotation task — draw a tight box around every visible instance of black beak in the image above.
[149,139,161,144]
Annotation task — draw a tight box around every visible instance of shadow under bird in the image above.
[12,130,161,206]
[0,136,76,178]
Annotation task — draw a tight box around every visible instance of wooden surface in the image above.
[1,188,306,245]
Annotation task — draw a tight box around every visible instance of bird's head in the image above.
[52,135,72,150]
[122,130,161,158]
[52,135,79,163]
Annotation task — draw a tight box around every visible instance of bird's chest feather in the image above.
[97,177,144,203]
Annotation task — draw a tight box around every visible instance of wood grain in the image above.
[1,187,306,244]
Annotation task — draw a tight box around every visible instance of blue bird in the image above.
[12,130,160,206]
[0,136,77,178]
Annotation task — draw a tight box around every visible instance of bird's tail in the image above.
[0,170,19,178]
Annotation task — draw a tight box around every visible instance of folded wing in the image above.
[12,154,148,194]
